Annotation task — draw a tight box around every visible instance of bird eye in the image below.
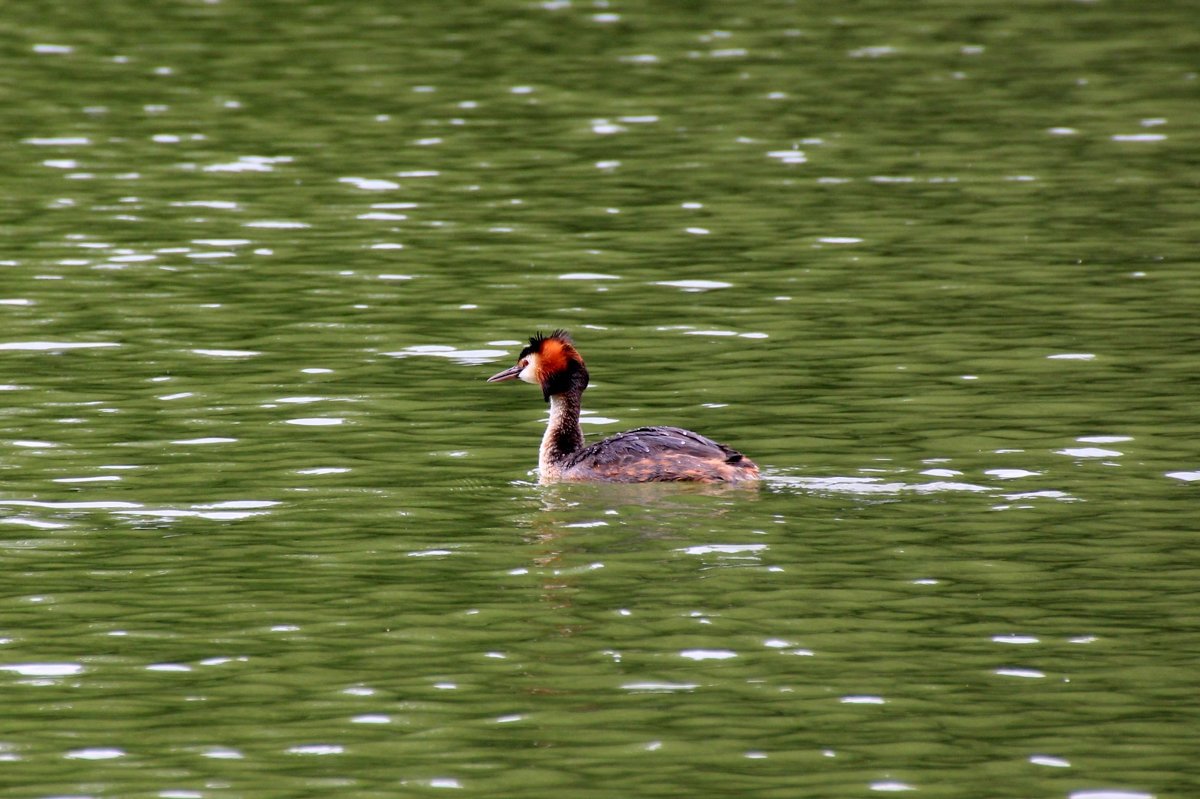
[518,359,528,368]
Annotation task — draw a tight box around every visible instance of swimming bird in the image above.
[487,330,759,484]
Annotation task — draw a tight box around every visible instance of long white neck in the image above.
[539,392,584,482]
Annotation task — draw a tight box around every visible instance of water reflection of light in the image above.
[559,272,619,280]
[679,649,737,660]
[767,149,807,164]
[994,667,1045,679]
[358,211,407,221]
[385,345,508,365]
[1057,447,1121,458]
[622,682,699,692]
[105,499,280,523]
[676,544,766,556]
[0,341,118,351]
[23,136,90,145]
[201,747,244,759]
[769,475,993,495]
[985,469,1041,479]
[65,747,125,760]
[204,155,293,173]
[339,177,399,191]
[242,219,309,229]
[1029,754,1071,768]
[1112,133,1166,143]
[171,200,240,210]
[287,744,343,756]
[870,781,915,792]
[0,663,82,677]
[190,348,260,357]
[654,279,732,291]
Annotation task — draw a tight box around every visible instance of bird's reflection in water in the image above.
[519,479,760,593]
[502,481,761,706]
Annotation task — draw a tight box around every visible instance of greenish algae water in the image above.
[1,1,1198,797]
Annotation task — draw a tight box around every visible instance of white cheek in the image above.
[519,355,539,384]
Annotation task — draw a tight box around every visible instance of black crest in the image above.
[519,328,572,359]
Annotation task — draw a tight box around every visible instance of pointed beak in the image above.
[487,364,522,383]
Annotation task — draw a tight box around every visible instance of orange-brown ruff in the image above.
[487,330,759,484]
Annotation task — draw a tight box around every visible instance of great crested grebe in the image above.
[487,330,759,484]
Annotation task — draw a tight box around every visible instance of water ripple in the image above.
[0,341,118,351]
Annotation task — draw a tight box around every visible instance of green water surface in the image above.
[1,1,1198,797]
